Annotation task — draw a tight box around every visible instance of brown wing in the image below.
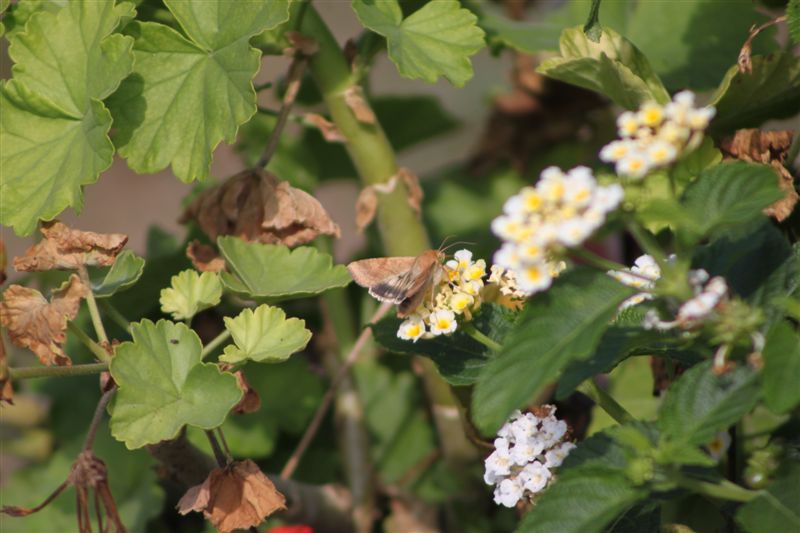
[347,257,418,304]
[397,274,434,317]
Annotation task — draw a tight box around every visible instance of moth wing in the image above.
[347,257,418,304]
[397,274,434,317]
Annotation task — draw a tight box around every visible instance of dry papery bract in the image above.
[2,451,126,533]
[720,129,798,222]
[303,112,346,142]
[177,459,286,533]
[14,221,127,272]
[0,274,87,366]
[343,85,376,124]
[180,168,340,247]
[186,240,226,273]
[231,369,261,415]
[355,168,423,232]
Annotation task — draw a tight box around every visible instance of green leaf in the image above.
[371,303,516,386]
[680,162,783,244]
[736,463,800,533]
[91,250,145,298]
[108,0,290,182]
[352,0,485,87]
[472,268,634,434]
[710,53,800,133]
[761,321,800,414]
[517,468,645,533]
[218,237,351,301]
[109,319,242,449]
[789,0,800,45]
[0,0,133,235]
[658,361,760,446]
[159,270,222,321]
[220,304,311,364]
[480,13,562,54]
[537,26,669,110]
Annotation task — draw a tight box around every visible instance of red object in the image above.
[267,526,314,533]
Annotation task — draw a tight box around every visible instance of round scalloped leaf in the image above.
[159,269,222,321]
[221,304,312,364]
[109,319,242,449]
[91,250,145,298]
[217,237,351,301]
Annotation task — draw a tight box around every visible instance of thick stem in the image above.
[67,322,112,363]
[78,266,109,345]
[200,329,231,360]
[670,473,760,503]
[9,363,108,380]
[301,6,476,465]
[578,380,635,425]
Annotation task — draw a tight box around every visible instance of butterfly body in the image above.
[347,250,445,317]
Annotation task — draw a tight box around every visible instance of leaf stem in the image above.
[670,473,760,503]
[98,301,131,334]
[78,266,109,345]
[463,324,502,352]
[569,246,629,273]
[67,322,111,363]
[9,363,108,380]
[626,222,668,264]
[578,379,635,424]
[583,0,603,42]
[82,386,116,452]
[205,430,229,467]
[200,329,231,360]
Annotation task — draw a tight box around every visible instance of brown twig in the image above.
[738,15,786,73]
[82,386,116,452]
[280,302,392,481]
[204,430,229,467]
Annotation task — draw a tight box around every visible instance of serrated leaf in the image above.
[220,304,311,364]
[710,53,800,133]
[109,319,242,449]
[472,268,635,434]
[680,162,783,244]
[108,0,290,182]
[658,361,760,446]
[371,303,516,386]
[159,270,222,321]
[517,467,645,533]
[91,250,145,298]
[218,237,351,301]
[537,26,669,110]
[352,0,485,87]
[761,321,800,414]
[0,0,133,235]
[736,463,800,533]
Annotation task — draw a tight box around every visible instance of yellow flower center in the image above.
[406,324,421,337]
[437,319,451,330]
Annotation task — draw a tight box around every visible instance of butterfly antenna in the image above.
[440,240,476,255]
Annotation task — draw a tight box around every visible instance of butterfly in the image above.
[347,249,446,317]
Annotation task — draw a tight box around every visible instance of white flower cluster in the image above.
[484,406,575,508]
[489,265,528,300]
[608,254,661,310]
[397,250,486,342]
[492,166,623,295]
[644,269,728,330]
[600,91,715,179]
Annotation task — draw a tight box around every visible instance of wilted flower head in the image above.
[608,254,662,310]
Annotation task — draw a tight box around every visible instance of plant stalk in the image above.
[464,324,502,352]
[68,322,112,363]
[200,329,231,360]
[78,266,109,345]
[578,379,635,424]
[670,473,760,503]
[98,301,131,334]
[9,363,108,380]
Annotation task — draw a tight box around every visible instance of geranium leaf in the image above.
[0,0,133,235]
[352,0,485,87]
[537,26,669,110]
[220,304,312,364]
[159,270,222,321]
[761,321,800,414]
[109,319,242,449]
[217,237,351,301]
[108,0,290,182]
[91,250,145,299]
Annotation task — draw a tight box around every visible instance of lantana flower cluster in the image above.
[599,90,715,179]
[491,166,623,295]
[608,254,661,310]
[643,269,729,331]
[397,250,499,342]
[484,406,575,508]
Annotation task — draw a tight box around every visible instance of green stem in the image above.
[464,324,502,352]
[569,246,631,274]
[9,363,108,380]
[583,0,603,42]
[67,321,111,363]
[627,222,667,264]
[200,329,232,360]
[99,300,131,334]
[78,266,109,345]
[671,473,760,503]
[578,380,635,425]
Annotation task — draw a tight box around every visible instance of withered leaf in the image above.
[0,333,12,405]
[303,113,346,143]
[0,274,87,366]
[398,167,424,216]
[232,370,261,415]
[720,129,798,221]
[181,169,340,247]
[14,221,128,272]
[355,187,379,233]
[344,85,376,124]
[0,239,6,285]
[354,167,423,232]
[177,459,286,533]
[187,241,226,273]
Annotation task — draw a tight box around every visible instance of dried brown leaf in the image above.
[398,167,424,216]
[344,85,376,124]
[180,169,340,247]
[177,459,286,533]
[354,168,423,232]
[14,221,128,272]
[0,333,12,405]
[233,371,261,415]
[720,129,798,221]
[0,274,87,366]
[187,241,226,273]
[0,240,7,285]
[355,187,379,233]
[304,113,346,143]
